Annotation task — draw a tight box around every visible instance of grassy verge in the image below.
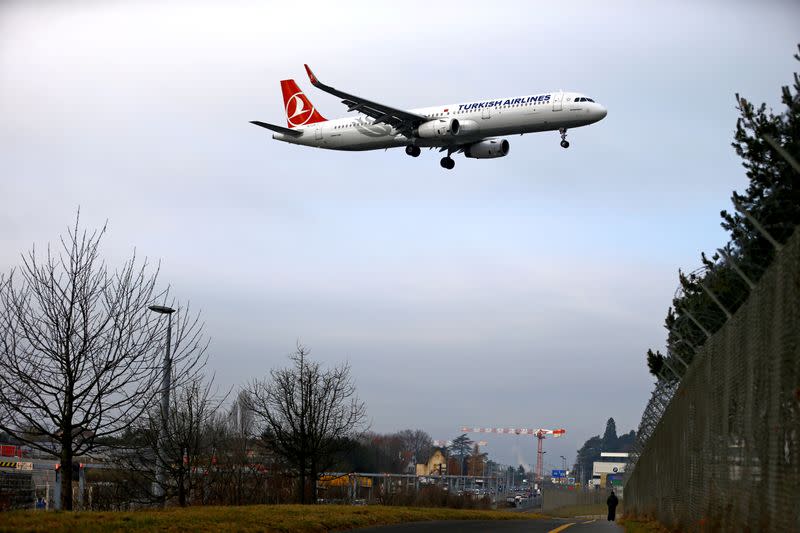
[0,504,545,533]
[619,516,672,533]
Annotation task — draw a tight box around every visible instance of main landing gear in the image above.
[406,144,455,169]
[439,147,456,170]
[559,128,570,149]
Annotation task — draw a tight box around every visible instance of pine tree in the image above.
[601,418,618,451]
[449,434,473,475]
[645,45,800,377]
[574,435,602,484]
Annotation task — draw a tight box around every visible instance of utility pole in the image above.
[149,304,176,505]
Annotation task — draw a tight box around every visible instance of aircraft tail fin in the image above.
[280,79,326,128]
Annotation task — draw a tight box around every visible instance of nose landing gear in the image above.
[559,128,570,149]
[405,145,421,157]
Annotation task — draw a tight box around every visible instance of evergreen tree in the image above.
[601,418,618,451]
[574,435,602,484]
[449,434,473,458]
[574,421,636,484]
[616,430,637,452]
[645,45,800,377]
[449,433,473,475]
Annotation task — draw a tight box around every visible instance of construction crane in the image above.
[460,426,566,481]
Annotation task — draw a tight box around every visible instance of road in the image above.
[353,518,622,532]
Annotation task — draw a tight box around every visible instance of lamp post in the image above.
[149,304,175,505]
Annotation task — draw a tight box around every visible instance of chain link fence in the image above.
[541,486,611,513]
[624,227,800,531]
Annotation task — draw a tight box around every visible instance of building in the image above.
[591,452,628,494]
[415,448,447,476]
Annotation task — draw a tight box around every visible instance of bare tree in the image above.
[397,429,434,468]
[246,343,367,504]
[0,213,204,510]
[119,372,225,506]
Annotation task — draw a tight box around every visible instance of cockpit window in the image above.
[586,98,595,102]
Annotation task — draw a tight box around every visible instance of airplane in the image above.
[251,65,607,170]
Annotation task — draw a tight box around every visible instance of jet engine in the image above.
[454,119,480,136]
[464,139,510,159]
[416,118,459,138]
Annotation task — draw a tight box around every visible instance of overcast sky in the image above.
[1,0,797,471]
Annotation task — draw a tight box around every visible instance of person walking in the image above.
[606,490,619,521]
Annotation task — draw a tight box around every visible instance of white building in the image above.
[590,452,628,493]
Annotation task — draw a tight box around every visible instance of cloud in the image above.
[1,0,797,465]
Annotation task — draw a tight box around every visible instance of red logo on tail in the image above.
[280,79,326,128]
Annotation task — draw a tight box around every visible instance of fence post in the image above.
[732,199,783,252]
[671,329,697,353]
[700,281,733,319]
[761,133,800,174]
[680,306,713,339]
[661,357,683,380]
[717,247,756,289]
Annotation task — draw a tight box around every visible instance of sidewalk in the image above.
[551,518,624,532]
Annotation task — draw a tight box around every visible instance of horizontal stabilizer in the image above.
[250,121,303,137]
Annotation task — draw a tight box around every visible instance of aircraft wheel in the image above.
[406,145,421,157]
[560,140,570,149]
[440,157,455,170]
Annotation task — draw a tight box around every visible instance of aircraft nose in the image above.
[597,104,608,119]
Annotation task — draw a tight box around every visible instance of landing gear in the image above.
[440,157,455,170]
[405,145,421,157]
[559,128,569,149]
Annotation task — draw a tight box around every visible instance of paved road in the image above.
[353,518,622,532]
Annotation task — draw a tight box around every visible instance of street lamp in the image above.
[149,304,175,505]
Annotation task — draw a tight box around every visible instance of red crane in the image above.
[460,426,566,481]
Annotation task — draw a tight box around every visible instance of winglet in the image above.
[304,64,319,86]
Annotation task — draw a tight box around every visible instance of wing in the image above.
[304,64,426,133]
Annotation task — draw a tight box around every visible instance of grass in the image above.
[619,516,673,533]
[0,504,545,533]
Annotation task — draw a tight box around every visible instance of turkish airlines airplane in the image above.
[251,65,607,170]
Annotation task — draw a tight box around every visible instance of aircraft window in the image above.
[586,98,595,102]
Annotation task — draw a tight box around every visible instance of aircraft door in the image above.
[552,91,563,112]
[482,105,491,120]
[315,127,323,140]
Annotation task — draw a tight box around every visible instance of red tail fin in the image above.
[280,79,326,128]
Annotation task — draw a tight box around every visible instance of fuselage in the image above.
[272,90,607,151]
